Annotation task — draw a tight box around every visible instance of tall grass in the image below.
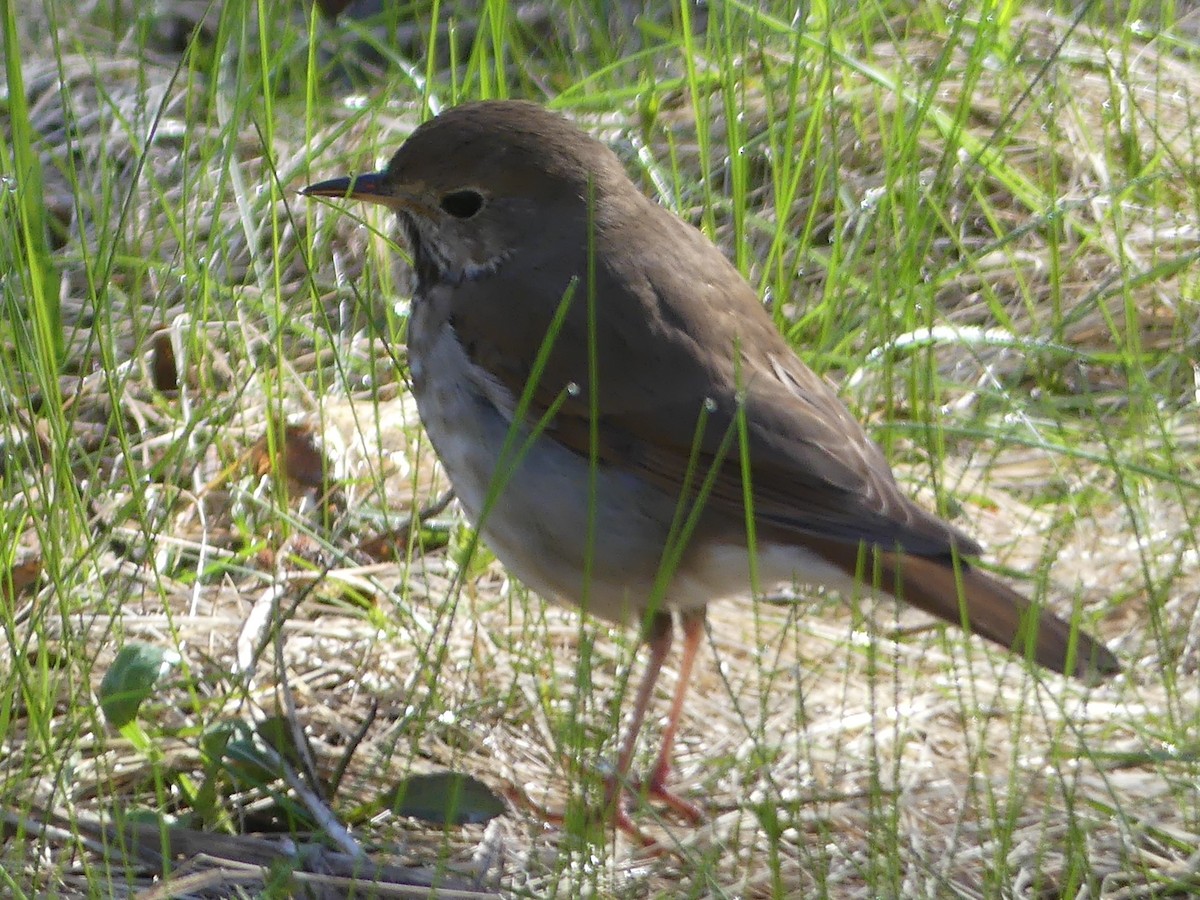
[0,0,1196,896]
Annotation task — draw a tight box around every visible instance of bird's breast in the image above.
[403,292,881,627]
[404,294,682,624]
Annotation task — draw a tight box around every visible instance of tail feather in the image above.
[811,539,1120,681]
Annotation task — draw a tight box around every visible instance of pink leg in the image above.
[644,609,705,823]
[605,609,707,834]
[607,612,673,817]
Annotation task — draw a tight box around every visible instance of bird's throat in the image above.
[400,214,449,293]
[401,213,512,291]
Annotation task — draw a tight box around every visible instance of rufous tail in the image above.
[811,538,1120,681]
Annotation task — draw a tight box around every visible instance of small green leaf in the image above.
[382,772,505,826]
[99,644,178,728]
[255,715,309,771]
[222,736,285,788]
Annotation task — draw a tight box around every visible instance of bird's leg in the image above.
[605,609,705,831]
[643,608,705,823]
[606,610,673,822]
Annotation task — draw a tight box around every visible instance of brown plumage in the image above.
[304,100,1118,837]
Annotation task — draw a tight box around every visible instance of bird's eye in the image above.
[439,189,484,219]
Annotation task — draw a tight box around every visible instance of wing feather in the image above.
[446,193,977,558]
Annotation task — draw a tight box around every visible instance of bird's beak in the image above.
[302,171,390,203]
[302,170,434,218]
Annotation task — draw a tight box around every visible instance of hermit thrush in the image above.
[304,99,1119,832]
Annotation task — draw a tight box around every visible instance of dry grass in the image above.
[2,2,1198,897]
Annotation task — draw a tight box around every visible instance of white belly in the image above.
[408,312,861,626]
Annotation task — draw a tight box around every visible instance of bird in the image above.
[303,99,1120,835]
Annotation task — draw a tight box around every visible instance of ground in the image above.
[1,2,1198,897]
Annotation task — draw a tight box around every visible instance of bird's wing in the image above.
[445,200,977,558]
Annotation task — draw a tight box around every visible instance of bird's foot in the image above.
[608,800,659,848]
[604,764,705,831]
[638,768,704,825]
